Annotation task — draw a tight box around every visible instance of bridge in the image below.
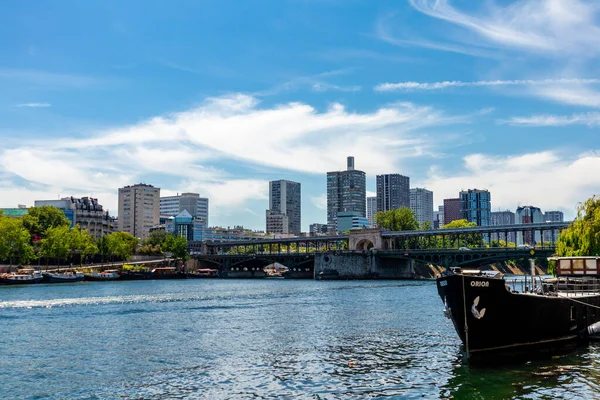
[189,222,569,279]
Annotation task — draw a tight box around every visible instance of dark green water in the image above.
[1,279,599,399]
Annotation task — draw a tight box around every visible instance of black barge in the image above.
[437,256,600,363]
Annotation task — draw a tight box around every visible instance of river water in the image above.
[1,279,599,399]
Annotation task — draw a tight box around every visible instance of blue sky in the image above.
[1,0,599,231]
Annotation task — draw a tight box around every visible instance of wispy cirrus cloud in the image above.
[502,112,600,127]
[0,68,100,88]
[255,68,361,96]
[378,1,600,109]
[16,102,51,108]
[375,78,600,92]
[404,0,600,56]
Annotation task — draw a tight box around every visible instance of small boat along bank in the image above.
[437,256,600,363]
[42,270,84,283]
[0,267,222,285]
[0,268,44,284]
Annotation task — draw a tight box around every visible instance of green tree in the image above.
[22,206,71,238]
[162,234,189,266]
[97,235,110,264]
[0,216,35,265]
[106,232,139,261]
[69,227,98,264]
[441,219,480,248]
[39,225,71,265]
[143,230,168,247]
[441,219,477,229]
[375,207,419,231]
[557,195,600,256]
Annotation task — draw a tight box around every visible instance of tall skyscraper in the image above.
[460,189,491,226]
[160,192,209,224]
[515,205,544,245]
[326,156,366,225]
[118,183,160,239]
[367,196,377,227]
[410,188,434,228]
[376,174,410,212]
[266,180,301,235]
[443,198,461,225]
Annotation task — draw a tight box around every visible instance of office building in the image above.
[376,174,410,213]
[410,188,434,228]
[491,210,515,226]
[164,210,207,241]
[437,206,445,227]
[266,180,301,235]
[0,205,29,218]
[118,183,160,239]
[336,211,369,233]
[266,210,290,234]
[490,210,516,243]
[433,206,444,229]
[326,156,366,225]
[460,189,491,226]
[160,193,209,225]
[515,205,544,245]
[544,210,564,243]
[443,198,461,225]
[367,196,377,227]
[309,223,329,235]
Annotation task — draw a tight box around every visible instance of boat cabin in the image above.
[550,256,600,276]
[151,267,177,276]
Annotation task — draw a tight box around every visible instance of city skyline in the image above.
[0,1,599,231]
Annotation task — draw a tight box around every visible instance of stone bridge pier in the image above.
[314,251,415,279]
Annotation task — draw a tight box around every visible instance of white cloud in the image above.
[0,93,467,221]
[16,102,51,108]
[49,94,466,175]
[406,0,600,56]
[378,1,600,108]
[375,78,600,92]
[310,194,327,210]
[425,151,600,218]
[502,112,600,126]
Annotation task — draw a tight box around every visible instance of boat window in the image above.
[570,306,576,321]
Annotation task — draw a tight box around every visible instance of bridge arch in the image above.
[355,239,374,251]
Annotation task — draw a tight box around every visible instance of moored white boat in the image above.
[0,268,44,285]
[84,269,120,281]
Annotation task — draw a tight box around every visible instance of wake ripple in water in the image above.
[0,293,207,309]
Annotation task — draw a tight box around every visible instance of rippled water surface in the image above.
[1,279,600,399]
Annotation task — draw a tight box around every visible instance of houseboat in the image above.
[84,269,120,281]
[0,268,44,285]
[437,256,600,363]
[186,269,219,278]
[42,270,85,283]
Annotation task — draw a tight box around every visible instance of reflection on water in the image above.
[442,344,600,399]
[0,280,599,399]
